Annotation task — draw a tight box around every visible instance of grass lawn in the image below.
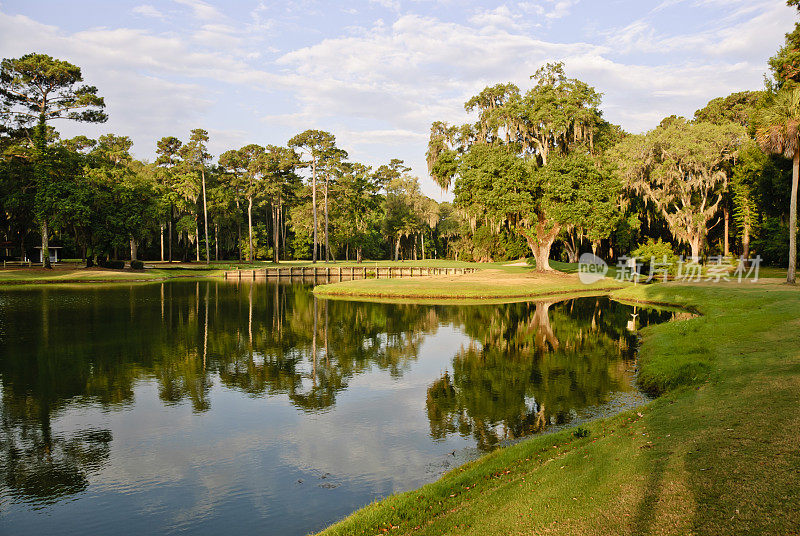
[314,268,625,299]
[316,280,800,536]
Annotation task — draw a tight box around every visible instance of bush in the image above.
[631,238,679,275]
[98,259,125,269]
[572,427,590,438]
[130,260,144,270]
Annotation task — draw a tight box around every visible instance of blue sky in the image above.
[0,0,795,199]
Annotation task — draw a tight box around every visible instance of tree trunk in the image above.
[215,223,219,261]
[530,240,554,271]
[357,246,363,263]
[195,222,200,262]
[563,232,578,264]
[237,207,242,263]
[394,236,401,261]
[35,115,51,269]
[41,221,51,269]
[533,302,559,351]
[312,158,318,263]
[247,196,254,262]
[280,198,286,261]
[273,203,279,264]
[130,238,137,261]
[324,175,330,262]
[201,169,209,265]
[723,204,730,257]
[789,152,798,284]
[742,221,751,260]
[690,235,702,263]
[168,209,173,263]
[421,233,425,260]
[522,216,560,272]
[160,224,164,261]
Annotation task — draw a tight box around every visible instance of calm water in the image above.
[0,281,674,535]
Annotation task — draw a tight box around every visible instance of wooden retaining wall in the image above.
[222,266,477,282]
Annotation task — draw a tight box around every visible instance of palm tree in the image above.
[755,88,800,284]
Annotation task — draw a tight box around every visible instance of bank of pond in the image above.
[0,280,683,535]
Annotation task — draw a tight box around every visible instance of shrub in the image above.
[631,238,679,275]
[572,427,590,438]
[98,259,125,269]
[130,260,144,270]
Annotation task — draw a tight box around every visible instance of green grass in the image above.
[314,269,625,299]
[316,281,800,536]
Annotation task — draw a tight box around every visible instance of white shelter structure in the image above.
[34,246,62,264]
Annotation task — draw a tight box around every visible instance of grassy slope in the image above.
[314,269,624,299]
[0,267,227,283]
[317,281,800,536]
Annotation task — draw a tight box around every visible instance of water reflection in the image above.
[426,299,669,450]
[0,281,675,535]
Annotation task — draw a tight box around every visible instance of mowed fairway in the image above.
[314,268,625,299]
[317,280,800,536]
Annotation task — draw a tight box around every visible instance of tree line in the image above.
[1,2,799,283]
[0,56,454,268]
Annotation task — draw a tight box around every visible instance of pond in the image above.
[0,280,676,535]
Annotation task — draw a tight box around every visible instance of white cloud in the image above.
[132,4,166,19]
[519,0,579,21]
[369,0,401,11]
[173,0,223,21]
[545,0,578,20]
[0,0,794,199]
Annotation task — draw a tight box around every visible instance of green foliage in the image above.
[632,239,679,274]
[572,427,590,439]
[539,153,622,242]
[769,22,800,87]
[614,117,747,258]
[612,211,643,257]
[98,259,125,269]
[631,238,677,261]
[457,225,528,262]
[753,218,798,266]
[238,223,272,260]
[0,53,106,125]
[731,143,766,244]
[1,53,107,266]
[431,65,620,270]
[694,91,763,127]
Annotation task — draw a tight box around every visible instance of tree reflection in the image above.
[0,391,111,504]
[425,298,673,451]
